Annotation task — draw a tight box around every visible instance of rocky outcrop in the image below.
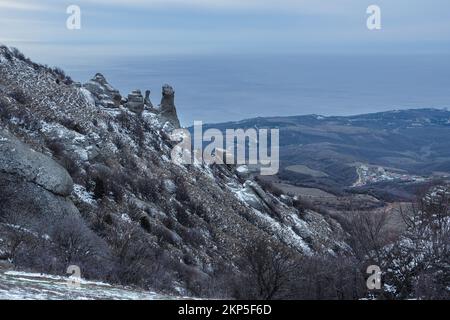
[125,90,145,114]
[159,85,180,128]
[81,73,180,126]
[83,73,121,109]
[0,130,73,196]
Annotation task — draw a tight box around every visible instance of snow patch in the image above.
[73,184,96,205]
[80,88,96,107]
[120,213,132,223]
[252,209,312,255]
[236,165,249,173]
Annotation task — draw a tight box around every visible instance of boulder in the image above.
[0,130,73,196]
[0,172,79,218]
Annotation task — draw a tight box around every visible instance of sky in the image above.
[1,0,450,65]
[1,0,450,124]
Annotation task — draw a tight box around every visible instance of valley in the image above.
[205,109,450,201]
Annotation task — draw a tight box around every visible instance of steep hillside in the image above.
[0,46,348,297]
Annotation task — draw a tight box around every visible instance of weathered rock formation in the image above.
[159,84,180,128]
[144,90,153,109]
[125,89,145,114]
[83,73,122,108]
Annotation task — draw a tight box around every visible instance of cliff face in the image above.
[0,46,348,296]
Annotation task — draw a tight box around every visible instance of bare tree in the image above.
[294,255,366,300]
[345,209,392,266]
[233,236,300,300]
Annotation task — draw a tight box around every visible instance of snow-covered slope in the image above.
[0,270,181,300]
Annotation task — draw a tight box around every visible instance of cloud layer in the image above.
[1,0,449,65]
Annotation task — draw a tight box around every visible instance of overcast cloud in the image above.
[1,0,449,64]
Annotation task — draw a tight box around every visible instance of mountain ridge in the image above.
[202,107,450,126]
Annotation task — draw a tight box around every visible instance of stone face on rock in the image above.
[83,73,122,109]
[125,89,145,114]
[159,84,180,128]
[0,130,73,196]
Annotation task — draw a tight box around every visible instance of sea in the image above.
[63,54,450,126]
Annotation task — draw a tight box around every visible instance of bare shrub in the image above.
[153,224,182,246]
[136,177,161,202]
[46,139,65,156]
[9,88,29,105]
[116,111,132,130]
[46,139,83,180]
[108,226,174,291]
[0,98,12,120]
[58,153,82,178]
[52,67,66,78]
[293,196,316,214]
[132,122,146,147]
[177,264,211,297]
[175,178,190,202]
[292,255,366,300]
[88,166,124,202]
[139,215,152,232]
[47,213,111,278]
[60,117,86,135]
[255,176,284,197]
[232,236,300,300]
[177,226,205,247]
[344,209,391,266]
[10,47,26,61]
[0,45,13,61]
[175,204,195,228]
